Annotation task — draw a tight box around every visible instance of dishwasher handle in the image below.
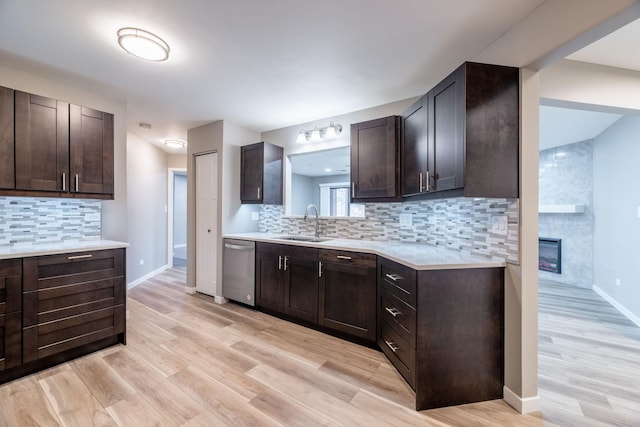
[224,243,254,251]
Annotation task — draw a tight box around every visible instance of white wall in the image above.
[126,132,169,282]
[593,116,640,322]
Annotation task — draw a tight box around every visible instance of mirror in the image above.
[289,147,364,217]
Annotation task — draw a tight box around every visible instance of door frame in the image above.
[167,167,187,268]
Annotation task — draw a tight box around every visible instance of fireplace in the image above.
[539,237,562,274]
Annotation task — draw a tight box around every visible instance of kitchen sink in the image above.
[275,235,332,243]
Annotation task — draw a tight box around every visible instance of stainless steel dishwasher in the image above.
[222,239,256,306]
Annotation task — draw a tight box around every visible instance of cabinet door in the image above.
[0,86,14,189]
[255,251,284,312]
[240,143,264,203]
[0,259,22,372]
[15,91,69,192]
[284,256,318,323]
[70,105,114,195]
[401,96,429,196]
[428,66,464,193]
[351,116,399,200]
[319,261,376,341]
[0,313,22,371]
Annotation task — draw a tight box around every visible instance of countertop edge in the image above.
[0,240,129,260]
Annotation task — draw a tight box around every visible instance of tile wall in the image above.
[0,197,101,247]
[260,197,519,264]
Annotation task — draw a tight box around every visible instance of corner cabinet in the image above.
[240,142,283,204]
[351,116,401,202]
[0,86,15,190]
[401,62,519,199]
[0,259,22,372]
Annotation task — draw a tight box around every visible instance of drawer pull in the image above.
[384,340,399,353]
[385,273,401,282]
[67,254,93,260]
[385,306,401,317]
[318,261,323,278]
[336,255,352,260]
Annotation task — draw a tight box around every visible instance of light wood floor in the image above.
[0,269,636,426]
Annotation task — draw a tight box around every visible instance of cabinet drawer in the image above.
[379,258,416,307]
[380,287,416,346]
[379,320,415,388]
[319,249,376,268]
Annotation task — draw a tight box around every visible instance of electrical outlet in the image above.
[491,215,508,234]
[251,211,259,221]
[399,213,412,227]
[616,278,621,287]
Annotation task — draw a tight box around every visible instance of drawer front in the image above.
[380,287,416,346]
[379,258,416,307]
[379,320,415,388]
[319,249,376,268]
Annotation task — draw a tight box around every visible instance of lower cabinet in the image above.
[22,248,126,363]
[256,243,319,323]
[0,259,22,372]
[319,249,377,342]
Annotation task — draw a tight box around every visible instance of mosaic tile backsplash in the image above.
[260,197,519,264]
[0,197,102,247]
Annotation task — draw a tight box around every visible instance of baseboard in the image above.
[214,296,229,304]
[593,285,640,328]
[127,264,170,289]
[503,386,541,414]
[185,286,196,295]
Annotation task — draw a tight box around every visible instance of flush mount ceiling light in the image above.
[164,139,185,148]
[296,121,343,144]
[117,27,170,61]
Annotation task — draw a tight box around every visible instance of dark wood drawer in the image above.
[0,259,22,315]
[379,257,416,307]
[319,249,376,268]
[379,320,415,388]
[380,287,416,346]
[256,242,318,260]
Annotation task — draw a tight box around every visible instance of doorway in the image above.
[168,169,187,268]
[195,152,218,297]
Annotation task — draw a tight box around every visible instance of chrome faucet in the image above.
[303,204,320,239]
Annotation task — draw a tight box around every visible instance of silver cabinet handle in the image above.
[336,255,352,260]
[425,170,431,192]
[224,243,253,251]
[385,273,400,282]
[62,172,66,192]
[283,255,288,271]
[419,172,424,192]
[74,174,79,192]
[318,261,323,278]
[384,340,399,353]
[67,254,93,260]
[257,186,261,199]
[278,255,282,270]
[352,182,355,196]
[385,307,401,317]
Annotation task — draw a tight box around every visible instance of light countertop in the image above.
[224,232,505,270]
[0,240,129,260]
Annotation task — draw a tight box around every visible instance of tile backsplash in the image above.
[0,197,101,247]
[260,197,519,264]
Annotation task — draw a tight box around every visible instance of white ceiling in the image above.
[539,106,622,150]
[290,146,350,177]
[0,0,547,153]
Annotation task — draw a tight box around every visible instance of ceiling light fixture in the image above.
[164,139,185,148]
[295,121,343,144]
[117,27,170,61]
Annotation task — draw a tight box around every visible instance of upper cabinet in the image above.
[402,62,519,199]
[2,89,114,199]
[0,86,14,190]
[351,116,400,201]
[240,141,283,204]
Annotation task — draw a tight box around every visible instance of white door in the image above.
[196,152,218,296]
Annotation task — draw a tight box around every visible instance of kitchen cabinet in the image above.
[377,256,504,410]
[256,243,319,323]
[350,116,400,202]
[401,62,519,200]
[9,89,114,199]
[240,142,283,204]
[0,259,22,372]
[0,86,14,190]
[319,249,377,341]
[22,248,126,363]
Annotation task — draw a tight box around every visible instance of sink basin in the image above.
[276,235,332,243]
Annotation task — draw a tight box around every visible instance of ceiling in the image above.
[0,0,548,153]
[290,146,350,177]
[1,1,638,156]
[539,106,622,150]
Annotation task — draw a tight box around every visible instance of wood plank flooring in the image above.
[0,268,637,426]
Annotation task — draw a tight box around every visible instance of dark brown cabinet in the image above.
[350,116,400,201]
[22,249,126,363]
[0,259,22,372]
[401,62,519,200]
[377,256,504,410]
[241,142,283,204]
[256,243,319,323]
[0,86,15,190]
[319,249,377,341]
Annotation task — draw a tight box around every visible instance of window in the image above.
[324,184,364,217]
